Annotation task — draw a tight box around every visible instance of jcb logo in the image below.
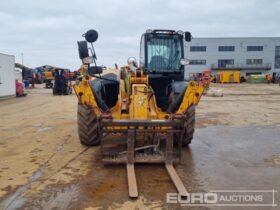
[137,96,145,106]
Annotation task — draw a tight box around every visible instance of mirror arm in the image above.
[90,43,97,66]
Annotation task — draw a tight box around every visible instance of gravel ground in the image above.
[0,83,279,210]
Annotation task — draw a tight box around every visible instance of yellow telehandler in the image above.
[74,29,204,198]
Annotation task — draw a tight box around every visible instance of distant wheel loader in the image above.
[74,29,204,198]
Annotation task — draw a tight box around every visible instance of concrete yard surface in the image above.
[0,83,280,210]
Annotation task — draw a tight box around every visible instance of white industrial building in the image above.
[0,53,16,98]
[184,37,280,78]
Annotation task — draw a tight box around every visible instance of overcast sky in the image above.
[1,0,280,70]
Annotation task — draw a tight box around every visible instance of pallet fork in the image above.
[101,119,188,198]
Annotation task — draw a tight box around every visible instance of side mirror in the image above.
[77,41,89,59]
[88,66,103,75]
[127,57,138,67]
[180,58,190,65]
[185,32,192,42]
[85,29,98,43]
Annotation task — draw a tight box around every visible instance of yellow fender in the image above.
[73,80,101,115]
[176,81,204,114]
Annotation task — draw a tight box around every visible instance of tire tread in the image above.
[77,104,100,146]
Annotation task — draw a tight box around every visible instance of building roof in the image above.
[193,37,280,39]
[0,53,15,57]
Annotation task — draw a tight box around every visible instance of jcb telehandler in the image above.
[74,29,204,198]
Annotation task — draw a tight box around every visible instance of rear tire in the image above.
[52,88,57,95]
[77,104,100,146]
[64,87,69,95]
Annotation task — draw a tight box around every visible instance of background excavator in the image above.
[74,29,204,198]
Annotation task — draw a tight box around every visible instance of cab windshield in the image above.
[146,34,183,72]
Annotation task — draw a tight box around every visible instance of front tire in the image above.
[174,105,196,146]
[77,104,100,146]
[182,105,195,146]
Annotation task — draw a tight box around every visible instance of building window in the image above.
[246,59,263,65]
[247,46,263,51]
[190,46,206,52]
[189,60,206,65]
[218,59,234,68]
[218,46,235,51]
[275,46,280,69]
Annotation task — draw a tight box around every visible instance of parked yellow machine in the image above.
[42,71,53,80]
[218,71,240,83]
[74,29,204,198]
